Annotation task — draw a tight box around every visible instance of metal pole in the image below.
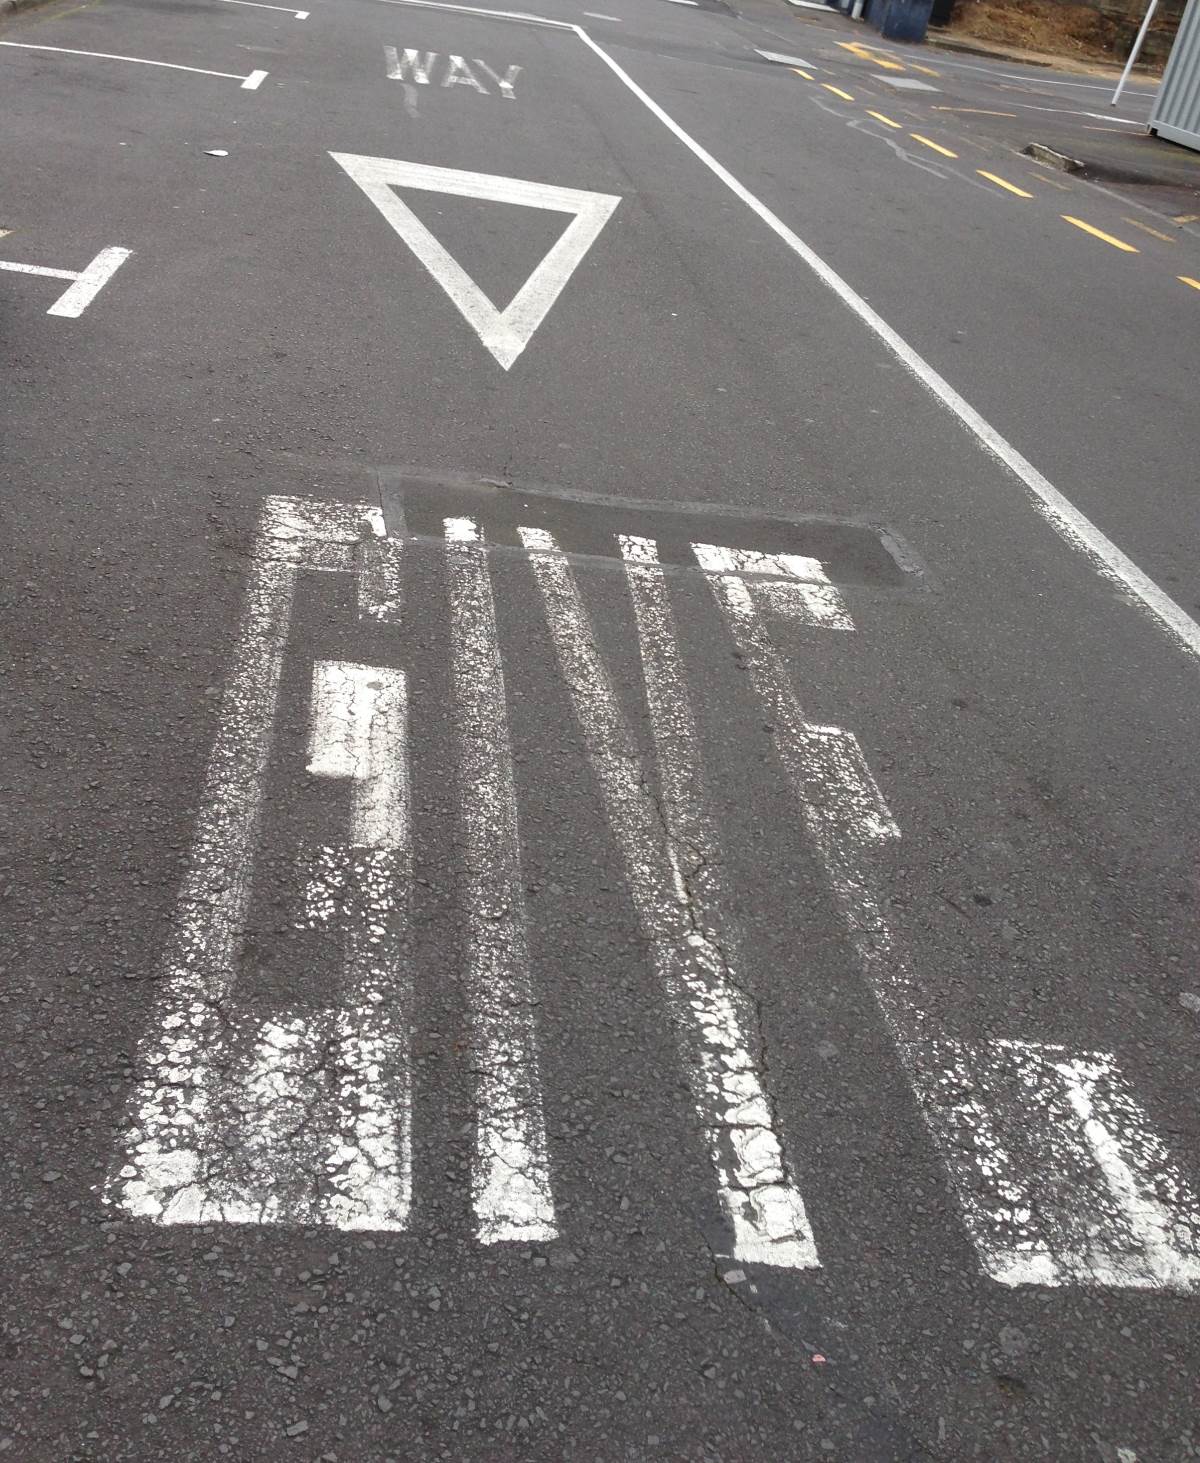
[1111,0,1159,107]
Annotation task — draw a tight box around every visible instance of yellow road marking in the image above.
[792,67,814,80]
[1029,171,1072,191]
[977,170,1032,197]
[822,84,855,101]
[1174,213,1200,223]
[1123,217,1176,243]
[910,62,940,76]
[1180,275,1200,290]
[866,110,902,129]
[933,106,1017,117]
[1062,215,1138,252]
[910,133,958,158]
[836,40,905,71]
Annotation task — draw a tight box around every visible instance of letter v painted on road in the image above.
[329,153,619,369]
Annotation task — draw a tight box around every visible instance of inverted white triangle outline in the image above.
[330,153,620,370]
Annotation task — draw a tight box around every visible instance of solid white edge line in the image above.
[0,40,256,84]
[359,0,1200,666]
[569,26,1200,666]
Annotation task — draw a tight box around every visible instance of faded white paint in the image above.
[933,1040,1200,1290]
[444,517,557,1243]
[0,39,268,89]
[520,526,819,1268]
[0,246,130,318]
[110,499,411,1230]
[700,548,1200,1290]
[442,54,488,91]
[329,153,619,369]
[474,57,522,97]
[691,542,854,630]
[385,45,437,82]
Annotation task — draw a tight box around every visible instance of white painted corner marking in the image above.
[0,246,131,317]
[329,153,619,368]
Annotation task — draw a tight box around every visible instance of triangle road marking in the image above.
[330,153,620,370]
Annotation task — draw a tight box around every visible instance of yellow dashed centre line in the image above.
[977,170,1032,197]
[1123,217,1176,243]
[822,84,856,101]
[866,109,902,129]
[1180,275,1200,290]
[910,62,940,76]
[792,67,814,81]
[910,133,958,158]
[1062,215,1139,252]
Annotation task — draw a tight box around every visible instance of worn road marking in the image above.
[0,245,131,317]
[1179,275,1200,290]
[386,47,522,96]
[443,518,557,1244]
[1122,217,1175,242]
[0,40,267,87]
[933,106,1018,116]
[792,68,814,80]
[866,109,902,128]
[1062,215,1138,252]
[977,170,1033,197]
[910,132,958,158]
[698,550,1200,1290]
[821,83,855,101]
[837,40,905,71]
[521,526,819,1267]
[330,153,618,368]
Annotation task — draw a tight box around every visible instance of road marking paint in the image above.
[792,68,814,81]
[0,245,131,317]
[583,11,622,18]
[221,0,308,17]
[821,84,855,101]
[330,153,618,369]
[698,555,1200,1290]
[910,132,958,158]
[837,40,905,71]
[572,20,1200,662]
[444,518,557,1244]
[442,53,488,90]
[520,525,819,1268]
[303,659,414,1230]
[1180,275,1200,290]
[1174,213,1200,223]
[866,109,902,128]
[1121,216,1175,242]
[0,39,269,88]
[756,48,813,67]
[879,75,939,90]
[691,544,854,630]
[385,44,436,81]
[110,498,401,1227]
[932,106,1017,116]
[375,0,575,27]
[930,1040,1200,1290]
[909,62,940,76]
[977,170,1033,197]
[666,0,699,6]
[1062,215,1139,252]
[475,57,522,96]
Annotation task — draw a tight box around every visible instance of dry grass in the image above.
[947,0,1167,68]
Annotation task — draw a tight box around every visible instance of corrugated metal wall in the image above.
[1150,0,1200,150]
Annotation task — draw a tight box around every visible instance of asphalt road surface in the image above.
[2,0,1199,1458]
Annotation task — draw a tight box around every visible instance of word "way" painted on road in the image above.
[385,46,521,99]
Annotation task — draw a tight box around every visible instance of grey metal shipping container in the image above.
[1150,0,1200,151]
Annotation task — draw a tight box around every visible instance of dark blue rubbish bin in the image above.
[867,0,934,43]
